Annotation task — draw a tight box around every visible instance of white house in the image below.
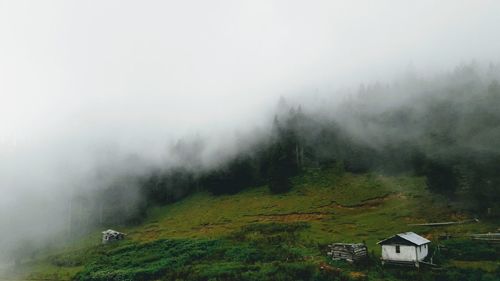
[377,232,430,267]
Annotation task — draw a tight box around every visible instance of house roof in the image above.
[102,229,123,235]
[377,232,430,246]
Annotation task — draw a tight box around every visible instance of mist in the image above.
[1,0,500,264]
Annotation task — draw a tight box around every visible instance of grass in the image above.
[127,169,492,255]
[450,260,500,273]
[130,171,413,242]
[18,261,83,281]
[74,223,323,281]
[11,168,500,280]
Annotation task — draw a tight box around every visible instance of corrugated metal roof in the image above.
[102,229,122,235]
[397,232,430,245]
[377,232,430,245]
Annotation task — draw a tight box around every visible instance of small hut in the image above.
[327,243,368,262]
[377,232,430,267]
[102,229,125,244]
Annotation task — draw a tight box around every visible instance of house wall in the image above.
[416,244,428,261]
[381,245,417,261]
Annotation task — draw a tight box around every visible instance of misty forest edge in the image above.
[7,64,500,281]
[97,64,499,224]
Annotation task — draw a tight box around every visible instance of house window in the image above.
[395,245,400,253]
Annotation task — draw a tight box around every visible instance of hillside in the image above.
[11,168,500,281]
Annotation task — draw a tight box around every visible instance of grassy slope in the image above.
[13,168,499,280]
[129,169,491,250]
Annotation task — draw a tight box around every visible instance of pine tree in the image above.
[268,141,292,193]
[267,115,297,193]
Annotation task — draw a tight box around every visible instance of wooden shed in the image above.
[327,243,367,262]
[377,232,430,267]
[102,229,125,244]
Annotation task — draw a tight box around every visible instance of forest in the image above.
[68,64,500,231]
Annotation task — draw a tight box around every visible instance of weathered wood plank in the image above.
[408,218,479,226]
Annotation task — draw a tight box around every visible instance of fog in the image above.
[1,0,500,264]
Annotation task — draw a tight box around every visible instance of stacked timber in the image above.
[327,243,367,262]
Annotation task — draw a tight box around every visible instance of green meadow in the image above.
[13,168,499,281]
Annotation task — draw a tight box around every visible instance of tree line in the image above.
[74,64,500,231]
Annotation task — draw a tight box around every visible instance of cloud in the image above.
[1,0,500,263]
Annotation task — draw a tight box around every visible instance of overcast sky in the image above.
[1,0,500,257]
[1,1,500,148]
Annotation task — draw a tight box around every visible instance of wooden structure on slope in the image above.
[470,232,500,242]
[102,229,125,244]
[327,243,368,262]
[408,218,479,227]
